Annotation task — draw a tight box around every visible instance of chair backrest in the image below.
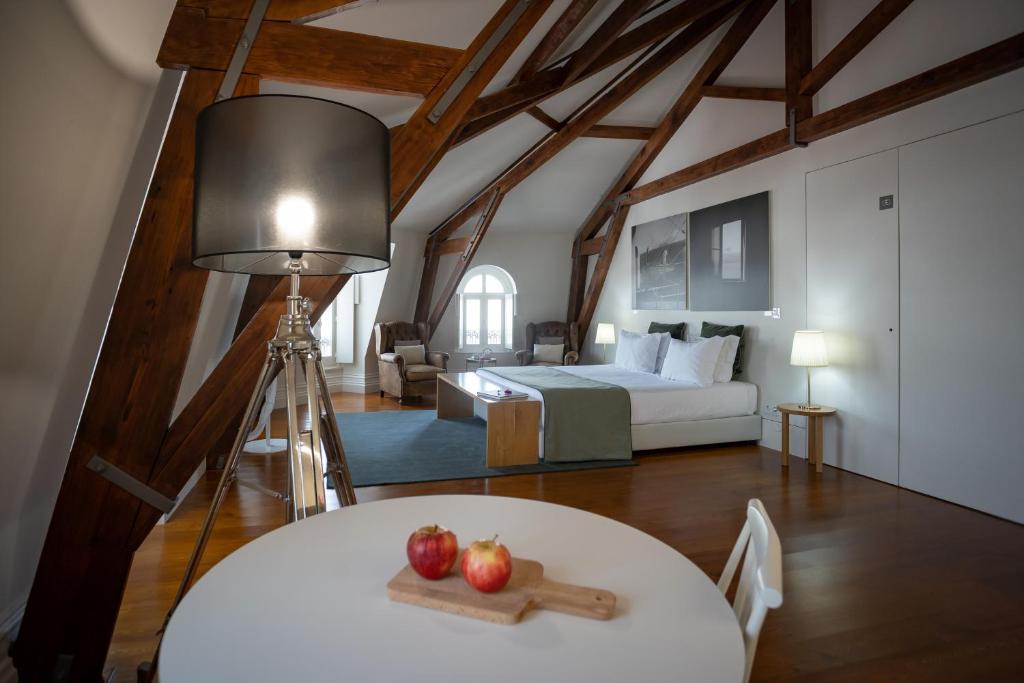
[525,321,579,353]
[374,321,430,357]
[717,499,783,683]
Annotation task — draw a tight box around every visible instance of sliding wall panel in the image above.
[806,149,900,484]
[899,111,1024,523]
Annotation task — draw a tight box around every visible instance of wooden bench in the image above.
[437,372,540,467]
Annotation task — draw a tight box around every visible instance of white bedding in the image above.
[477,364,757,425]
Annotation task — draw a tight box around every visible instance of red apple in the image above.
[460,537,512,593]
[406,525,458,580]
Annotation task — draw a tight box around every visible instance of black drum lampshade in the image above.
[192,95,391,275]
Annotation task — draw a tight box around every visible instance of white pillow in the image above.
[394,344,425,365]
[713,335,741,383]
[651,331,672,373]
[659,337,725,387]
[533,343,564,364]
[614,330,661,373]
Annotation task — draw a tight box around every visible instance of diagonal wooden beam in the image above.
[527,106,563,129]
[426,189,505,333]
[512,0,599,84]
[13,69,259,682]
[457,0,738,143]
[390,0,553,213]
[784,0,813,124]
[569,0,776,284]
[621,31,1024,205]
[800,0,914,96]
[702,84,786,101]
[158,7,463,96]
[562,0,655,84]
[577,203,630,339]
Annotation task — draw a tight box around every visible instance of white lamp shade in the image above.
[791,330,828,367]
[595,323,616,345]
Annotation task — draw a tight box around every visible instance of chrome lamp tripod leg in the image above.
[165,347,278,615]
[314,357,357,507]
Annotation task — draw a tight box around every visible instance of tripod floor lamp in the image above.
[171,94,391,613]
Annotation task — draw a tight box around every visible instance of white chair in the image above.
[717,499,783,683]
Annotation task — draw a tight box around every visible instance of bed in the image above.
[476,364,761,457]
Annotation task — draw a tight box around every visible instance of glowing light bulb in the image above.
[275,195,315,241]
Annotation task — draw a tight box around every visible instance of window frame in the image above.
[456,265,517,353]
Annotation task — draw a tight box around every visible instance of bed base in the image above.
[631,414,762,451]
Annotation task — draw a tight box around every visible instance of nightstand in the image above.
[777,403,837,473]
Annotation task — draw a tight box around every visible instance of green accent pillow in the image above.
[648,321,686,340]
[701,322,745,375]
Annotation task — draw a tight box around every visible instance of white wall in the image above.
[429,231,575,368]
[0,1,168,627]
[584,0,1024,419]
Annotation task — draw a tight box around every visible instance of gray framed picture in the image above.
[688,191,770,311]
[632,212,687,310]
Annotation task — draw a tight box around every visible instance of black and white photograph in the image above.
[631,212,687,310]
[688,191,770,311]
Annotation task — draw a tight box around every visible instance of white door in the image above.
[806,149,900,484]
[898,112,1024,523]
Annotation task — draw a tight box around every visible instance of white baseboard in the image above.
[274,371,380,405]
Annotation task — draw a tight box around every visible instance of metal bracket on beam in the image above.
[86,456,177,514]
[428,0,533,123]
[788,108,808,148]
[216,0,272,101]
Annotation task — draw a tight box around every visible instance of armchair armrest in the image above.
[514,349,532,366]
[427,351,449,371]
[380,352,406,375]
[563,350,579,366]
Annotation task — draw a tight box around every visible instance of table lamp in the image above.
[595,323,616,363]
[173,94,390,612]
[790,330,828,409]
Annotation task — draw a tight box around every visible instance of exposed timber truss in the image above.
[16,0,1024,679]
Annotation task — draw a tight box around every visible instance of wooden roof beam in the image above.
[512,0,600,84]
[457,0,738,143]
[799,0,914,96]
[158,6,463,96]
[561,0,656,84]
[785,0,813,124]
[566,0,776,323]
[570,0,777,251]
[437,4,740,245]
[701,84,786,101]
[621,31,1024,205]
[390,0,553,214]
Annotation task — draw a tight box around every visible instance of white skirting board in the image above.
[631,415,762,451]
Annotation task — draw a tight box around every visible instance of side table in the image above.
[777,404,838,473]
[465,356,497,371]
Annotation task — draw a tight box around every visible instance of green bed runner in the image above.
[484,366,632,463]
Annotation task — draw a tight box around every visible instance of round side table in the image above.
[465,356,497,371]
[777,404,837,473]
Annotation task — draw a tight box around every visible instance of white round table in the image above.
[161,495,744,682]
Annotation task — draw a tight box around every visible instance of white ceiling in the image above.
[71,0,1024,236]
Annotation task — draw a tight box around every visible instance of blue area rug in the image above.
[333,410,633,488]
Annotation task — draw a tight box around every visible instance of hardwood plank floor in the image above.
[106,393,1024,681]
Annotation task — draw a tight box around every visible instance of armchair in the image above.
[375,321,449,402]
[514,321,580,366]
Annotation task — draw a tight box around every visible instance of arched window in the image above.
[457,265,516,351]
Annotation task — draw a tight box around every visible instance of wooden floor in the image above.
[107,393,1024,681]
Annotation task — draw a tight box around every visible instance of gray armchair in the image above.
[514,321,580,366]
[375,321,449,402]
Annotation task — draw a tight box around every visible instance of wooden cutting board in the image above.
[386,556,616,624]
